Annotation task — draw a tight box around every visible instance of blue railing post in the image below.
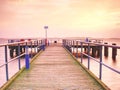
[25,43,30,69]
[81,42,83,63]
[5,45,9,81]
[99,45,103,80]
[88,43,90,70]
[18,44,21,70]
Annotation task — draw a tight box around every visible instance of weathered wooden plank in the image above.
[6,44,106,90]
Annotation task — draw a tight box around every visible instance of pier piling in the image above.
[104,43,108,57]
[92,47,96,57]
[96,46,100,57]
[112,43,117,60]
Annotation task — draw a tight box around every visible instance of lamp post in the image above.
[44,26,48,46]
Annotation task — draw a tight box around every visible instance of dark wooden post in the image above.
[84,47,87,53]
[112,43,117,60]
[20,46,22,54]
[70,40,72,52]
[72,40,75,55]
[96,46,100,57]
[76,41,78,58]
[104,43,108,57]
[10,47,14,58]
[15,46,18,56]
[92,46,96,57]
[81,42,83,63]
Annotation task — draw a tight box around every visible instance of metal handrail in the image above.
[82,53,120,74]
[0,39,46,87]
[0,53,25,68]
[63,39,120,80]
[82,41,120,48]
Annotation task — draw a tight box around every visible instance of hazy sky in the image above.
[0,0,120,38]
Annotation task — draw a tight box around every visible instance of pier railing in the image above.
[63,39,120,80]
[0,39,46,87]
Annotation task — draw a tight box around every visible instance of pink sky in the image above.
[0,0,120,38]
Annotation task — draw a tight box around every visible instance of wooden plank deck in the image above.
[6,44,105,90]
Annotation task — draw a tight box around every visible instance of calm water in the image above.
[0,38,120,90]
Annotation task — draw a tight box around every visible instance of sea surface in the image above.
[0,38,120,90]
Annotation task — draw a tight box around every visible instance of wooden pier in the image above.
[8,39,44,58]
[1,44,109,90]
